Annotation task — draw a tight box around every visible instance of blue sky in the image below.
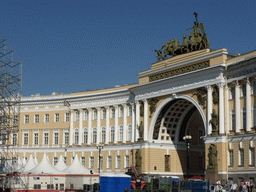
[1,0,255,96]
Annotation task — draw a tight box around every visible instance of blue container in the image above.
[100,172,131,192]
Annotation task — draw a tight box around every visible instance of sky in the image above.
[0,0,255,96]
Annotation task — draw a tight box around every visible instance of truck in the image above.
[125,165,147,191]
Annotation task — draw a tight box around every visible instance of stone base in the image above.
[205,173,219,185]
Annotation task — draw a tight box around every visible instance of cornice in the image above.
[204,135,227,144]
[228,132,256,143]
[138,50,228,78]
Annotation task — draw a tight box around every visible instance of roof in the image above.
[55,155,68,171]
[62,154,90,174]
[23,154,37,173]
[100,172,131,178]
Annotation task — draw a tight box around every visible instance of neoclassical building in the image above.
[5,47,256,183]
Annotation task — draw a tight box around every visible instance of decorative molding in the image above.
[204,135,227,144]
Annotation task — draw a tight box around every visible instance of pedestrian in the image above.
[243,182,248,192]
[240,183,244,192]
[231,182,238,192]
[124,188,129,192]
[216,183,223,192]
[249,180,254,192]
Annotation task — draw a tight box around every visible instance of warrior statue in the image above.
[155,49,164,62]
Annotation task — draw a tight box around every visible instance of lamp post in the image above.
[96,143,104,174]
[183,135,192,180]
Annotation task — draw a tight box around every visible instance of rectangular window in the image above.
[81,156,85,166]
[231,109,236,131]
[230,87,235,99]
[239,148,244,166]
[64,132,69,145]
[108,156,112,169]
[241,84,246,97]
[75,111,79,122]
[111,108,115,119]
[228,150,233,167]
[83,111,88,121]
[125,155,129,168]
[23,133,28,145]
[90,156,94,169]
[250,148,255,166]
[116,156,121,169]
[102,109,106,119]
[65,113,69,122]
[34,133,39,145]
[242,107,246,130]
[55,113,59,123]
[54,133,59,145]
[53,157,58,165]
[34,184,41,189]
[60,184,64,190]
[252,81,256,95]
[119,107,123,118]
[45,114,49,123]
[12,133,17,145]
[64,157,67,164]
[128,106,132,117]
[13,115,18,125]
[25,115,29,124]
[47,184,54,190]
[99,156,103,169]
[34,114,39,124]
[93,110,97,120]
[44,133,49,145]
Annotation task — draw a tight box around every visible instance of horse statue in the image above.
[154,49,164,62]
[188,33,197,52]
[162,40,174,59]
[182,34,189,53]
[195,32,203,50]
[172,38,182,56]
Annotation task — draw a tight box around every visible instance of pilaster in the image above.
[206,85,212,135]
[235,81,240,133]
[123,104,127,143]
[105,106,110,144]
[135,101,140,141]
[131,103,135,143]
[97,107,101,145]
[88,108,92,145]
[69,109,74,145]
[246,78,251,132]
[143,99,148,141]
[79,109,83,145]
[217,83,225,134]
[114,105,118,144]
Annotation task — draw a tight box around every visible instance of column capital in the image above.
[70,109,74,112]
[104,106,110,110]
[79,108,83,112]
[232,80,239,86]
[113,104,119,109]
[143,99,148,104]
[217,82,225,89]
[246,77,250,85]
[96,107,101,111]
[122,103,127,107]
[135,101,140,105]
[87,107,92,111]
[205,85,212,90]
[130,103,135,107]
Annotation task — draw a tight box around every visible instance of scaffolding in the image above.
[0,33,23,190]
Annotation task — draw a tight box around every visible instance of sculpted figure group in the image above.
[155,12,210,62]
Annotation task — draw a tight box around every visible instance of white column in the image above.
[135,101,140,141]
[69,109,74,145]
[97,107,101,145]
[88,108,92,145]
[235,81,240,133]
[206,85,212,135]
[105,106,110,144]
[114,105,118,144]
[143,99,148,141]
[123,104,127,143]
[79,109,83,145]
[225,86,229,133]
[246,78,251,132]
[218,83,225,134]
[131,103,135,143]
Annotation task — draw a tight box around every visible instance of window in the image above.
[34,114,39,124]
[70,184,74,189]
[90,156,94,169]
[252,81,256,95]
[93,110,97,120]
[34,184,41,189]
[53,157,58,165]
[231,109,236,131]
[228,150,233,167]
[111,108,115,118]
[81,156,85,165]
[93,128,97,143]
[125,155,129,168]
[44,133,49,145]
[47,184,54,190]
[45,114,49,123]
[253,105,256,127]
[12,133,17,145]
[84,128,88,144]
[65,113,69,122]
[128,106,132,117]
[64,132,69,145]
[55,113,59,123]
[119,107,123,118]
[242,107,246,130]
[23,133,28,145]
[239,148,244,166]
[119,125,123,142]
[75,111,79,121]
[60,184,64,190]
[84,111,88,121]
[99,156,103,169]
[241,84,246,97]
[107,156,112,169]
[102,109,106,119]
[24,115,29,124]
[64,157,67,164]
[34,133,39,145]
[74,130,79,144]
[13,115,18,125]
[102,127,106,143]
[54,132,59,145]
[230,87,235,100]
[128,125,132,141]
[111,126,115,142]
[250,148,255,166]
[116,156,121,169]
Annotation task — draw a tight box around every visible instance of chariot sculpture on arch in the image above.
[154,12,210,61]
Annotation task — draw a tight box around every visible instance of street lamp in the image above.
[183,135,192,180]
[96,143,104,174]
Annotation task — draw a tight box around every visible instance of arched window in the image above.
[84,128,88,144]
[102,127,106,143]
[128,125,132,141]
[93,128,97,143]
[110,126,115,143]
[74,129,79,144]
[119,125,123,142]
